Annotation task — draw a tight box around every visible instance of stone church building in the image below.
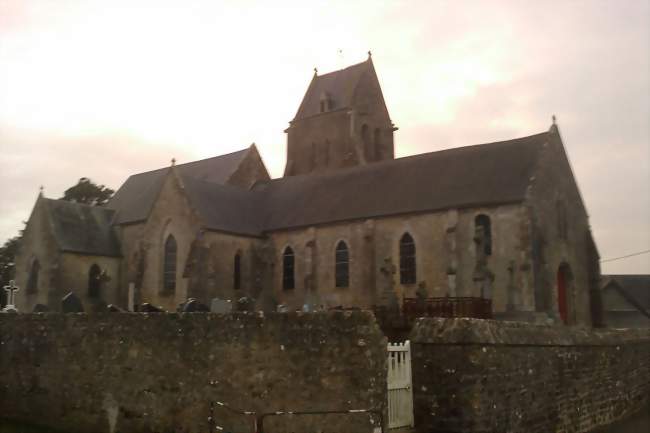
[14,55,601,326]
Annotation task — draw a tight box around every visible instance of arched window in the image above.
[399,233,416,284]
[88,264,101,298]
[557,200,568,240]
[557,263,573,325]
[233,253,241,290]
[373,128,381,158]
[475,215,492,256]
[335,241,349,288]
[282,246,295,290]
[361,124,374,161]
[26,258,40,294]
[163,234,177,292]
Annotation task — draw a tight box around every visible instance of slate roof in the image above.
[602,275,650,312]
[253,132,547,231]
[42,198,121,257]
[69,130,550,244]
[293,60,370,120]
[107,148,250,224]
[180,175,262,236]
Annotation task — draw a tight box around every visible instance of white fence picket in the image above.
[387,341,414,429]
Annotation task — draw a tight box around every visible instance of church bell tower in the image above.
[284,52,397,177]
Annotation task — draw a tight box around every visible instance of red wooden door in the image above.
[557,267,568,324]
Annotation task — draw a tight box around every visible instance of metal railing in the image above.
[208,400,384,433]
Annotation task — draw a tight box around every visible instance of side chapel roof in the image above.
[41,198,121,257]
[107,148,252,225]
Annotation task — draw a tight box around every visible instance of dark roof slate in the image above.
[104,130,550,237]
[107,149,250,224]
[253,132,547,231]
[294,60,369,120]
[42,198,121,257]
[602,275,650,310]
[180,175,262,236]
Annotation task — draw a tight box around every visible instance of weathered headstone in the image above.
[183,299,210,312]
[236,296,254,312]
[210,298,232,314]
[61,292,84,313]
[127,282,135,312]
[32,303,49,313]
[138,302,164,313]
[379,257,399,312]
[107,304,126,313]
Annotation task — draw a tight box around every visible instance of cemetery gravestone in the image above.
[61,292,84,313]
[210,298,233,314]
[183,299,210,312]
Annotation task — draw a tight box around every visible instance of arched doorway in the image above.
[557,263,573,324]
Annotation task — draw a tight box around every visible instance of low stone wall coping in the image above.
[410,317,650,346]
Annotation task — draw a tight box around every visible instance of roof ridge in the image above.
[124,147,251,179]
[259,130,550,187]
[315,59,369,78]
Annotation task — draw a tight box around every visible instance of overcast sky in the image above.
[1,0,648,274]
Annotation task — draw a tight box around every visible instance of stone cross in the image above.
[3,280,20,310]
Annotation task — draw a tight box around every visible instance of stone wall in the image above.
[410,318,650,433]
[268,203,532,316]
[0,312,387,433]
[525,126,599,325]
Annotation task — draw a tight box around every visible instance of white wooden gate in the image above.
[387,341,414,429]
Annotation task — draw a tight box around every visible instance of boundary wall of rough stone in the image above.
[0,312,387,433]
[410,318,650,433]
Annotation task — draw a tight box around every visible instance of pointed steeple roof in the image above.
[292,57,374,121]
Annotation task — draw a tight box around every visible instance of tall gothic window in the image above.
[475,215,492,256]
[557,200,568,240]
[335,241,350,288]
[26,258,40,294]
[163,234,177,292]
[88,264,101,298]
[233,253,241,290]
[399,233,416,284]
[282,246,295,290]
[373,128,381,158]
[361,124,374,161]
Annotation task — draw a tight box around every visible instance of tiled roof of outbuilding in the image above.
[602,275,650,311]
[42,198,121,257]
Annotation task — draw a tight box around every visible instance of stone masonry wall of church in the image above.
[0,312,387,433]
[117,172,261,311]
[14,198,62,312]
[267,203,534,314]
[57,253,121,310]
[525,129,597,325]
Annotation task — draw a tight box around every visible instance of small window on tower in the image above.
[320,92,331,113]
